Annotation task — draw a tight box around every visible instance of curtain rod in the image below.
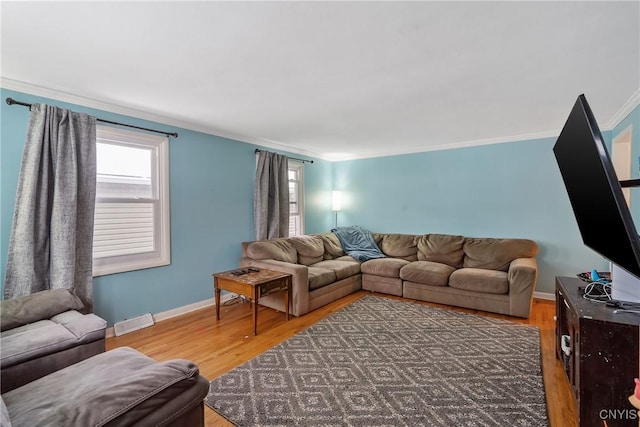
[255,148,313,164]
[5,97,179,138]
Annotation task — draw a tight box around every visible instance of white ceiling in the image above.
[1,1,639,161]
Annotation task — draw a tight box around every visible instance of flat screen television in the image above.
[553,94,640,304]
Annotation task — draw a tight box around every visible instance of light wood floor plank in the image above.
[106,291,575,427]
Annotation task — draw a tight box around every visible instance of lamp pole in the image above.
[332,191,342,229]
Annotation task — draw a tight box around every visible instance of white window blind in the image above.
[288,162,304,236]
[93,202,154,258]
[92,126,170,276]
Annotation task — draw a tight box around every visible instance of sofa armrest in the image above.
[239,258,310,316]
[507,257,538,318]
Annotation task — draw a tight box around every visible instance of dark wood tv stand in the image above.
[555,276,640,427]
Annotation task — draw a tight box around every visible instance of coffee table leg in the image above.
[253,298,258,335]
[214,279,221,321]
[285,278,290,321]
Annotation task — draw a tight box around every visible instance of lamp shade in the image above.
[332,191,342,211]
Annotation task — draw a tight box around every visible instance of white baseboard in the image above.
[105,293,236,338]
[105,290,556,338]
[533,291,555,301]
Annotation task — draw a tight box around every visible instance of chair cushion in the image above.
[0,320,53,339]
[0,289,84,332]
[399,261,455,287]
[307,267,337,291]
[1,313,106,369]
[449,268,509,294]
[311,260,361,281]
[361,258,410,278]
[1,323,76,369]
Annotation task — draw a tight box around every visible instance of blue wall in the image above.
[2,87,637,320]
[612,105,640,225]
[333,136,610,294]
[0,88,327,325]
[303,159,335,234]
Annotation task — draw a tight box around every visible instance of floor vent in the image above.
[113,313,155,336]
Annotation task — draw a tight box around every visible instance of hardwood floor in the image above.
[106,291,576,427]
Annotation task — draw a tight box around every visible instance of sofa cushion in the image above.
[462,238,538,271]
[246,239,297,264]
[379,234,419,261]
[417,234,465,267]
[0,289,84,332]
[361,258,410,278]
[399,261,456,287]
[335,255,359,263]
[449,268,509,294]
[316,233,345,260]
[312,260,361,281]
[307,267,337,291]
[290,236,325,265]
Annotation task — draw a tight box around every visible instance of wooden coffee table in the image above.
[213,268,292,335]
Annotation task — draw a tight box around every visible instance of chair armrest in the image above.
[61,314,107,341]
[0,396,10,427]
[507,257,538,318]
[0,289,84,332]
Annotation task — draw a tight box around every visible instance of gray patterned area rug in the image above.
[205,295,548,426]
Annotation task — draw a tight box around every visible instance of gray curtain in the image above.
[4,104,97,311]
[254,151,289,240]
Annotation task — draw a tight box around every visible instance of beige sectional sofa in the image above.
[239,232,538,318]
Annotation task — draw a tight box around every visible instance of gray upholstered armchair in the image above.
[1,347,210,427]
[0,290,209,426]
[0,288,107,393]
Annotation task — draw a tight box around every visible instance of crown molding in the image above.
[606,88,640,130]
[331,129,562,161]
[0,77,323,160]
[3,77,637,163]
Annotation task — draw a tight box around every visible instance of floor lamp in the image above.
[332,191,342,229]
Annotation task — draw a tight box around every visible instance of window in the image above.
[92,126,170,276]
[288,161,304,236]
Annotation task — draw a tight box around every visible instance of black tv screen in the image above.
[553,94,640,279]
